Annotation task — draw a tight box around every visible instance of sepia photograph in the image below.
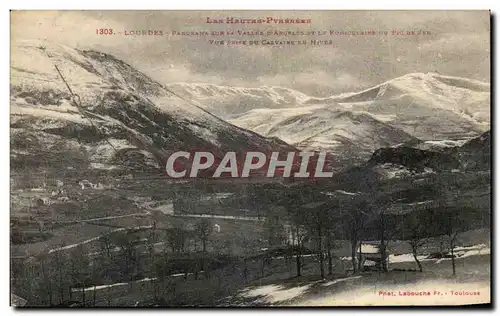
[9,10,491,307]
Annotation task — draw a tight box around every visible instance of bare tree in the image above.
[238,231,254,283]
[99,234,114,258]
[433,205,474,276]
[409,238,428,273]
[113,233,140,281]
[375,207,398,273]
[289,210,309,278]
[194,218,212,253]
[263,206,287,247]
[38,252,54,306]
[145,222,159,274]
[51,243,70,304]
[341,201,368,274]
[325,227,339,276]
[69,244,89,305]
[166,226,187,254]
[12,258,40,305]
[442,215,464,276]
[305,203,330,280]
[402,210,432,272]
[151,259,172,306]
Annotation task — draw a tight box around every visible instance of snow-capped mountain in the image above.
[189,72,489,169]
[229,105,418,167]
[168,73,490,143]
[326,72,490,140]
[165,82,310,119]
[10,40,294,174]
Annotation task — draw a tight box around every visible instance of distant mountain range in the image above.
[165,82,310,118]
[168,72,489,169]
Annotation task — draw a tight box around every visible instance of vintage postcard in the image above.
[10,10,491,307]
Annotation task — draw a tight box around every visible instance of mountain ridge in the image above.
[10,40,296,176]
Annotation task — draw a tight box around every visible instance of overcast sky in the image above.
[11,10,490,96]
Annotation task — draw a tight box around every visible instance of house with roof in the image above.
[358,242,389,271]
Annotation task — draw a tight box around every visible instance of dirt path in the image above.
[48,225,153,254]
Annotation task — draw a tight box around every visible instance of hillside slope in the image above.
[172,73,489,142]
[221,72,489,169]
[166,82,310,119]
[230,106,418,167]
[10,40,295,176]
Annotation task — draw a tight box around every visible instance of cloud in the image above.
[419,33,489,53]
[140,63,227,85]
[11,10,491,95]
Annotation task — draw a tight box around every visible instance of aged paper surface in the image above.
[10,10,490,307]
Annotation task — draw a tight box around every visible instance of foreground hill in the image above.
[10,40,295,176]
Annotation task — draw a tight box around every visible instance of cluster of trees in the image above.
[254,183,485,279]
[11,244,99,306]
[255,185,352,279]
[400,205,484,274]
[11,217,221,306]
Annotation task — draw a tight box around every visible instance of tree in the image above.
[287,206,309,278]
[427,200,476,276]
[145,222,159,274]
[263,206,287,247]
[277,185,319,278]
[374,206,399,273]
[402,210,432,272]
[151,261,172,305]
[340,199,368,274]
[439,210,469,276]
[68,244,90,305]
[165,225,188,254]
[304,202,330,280]
[89,256,100,307]
[427,205,476,276]
[150,243,174,306]
[113,233,140,281]
[430,180,482,276]
[95,234,118,288]
[240,231,256,282]
[318,197,342,276]
[51,243,71,304]
[325,223,340,276]
[99,234,114,258]
[38,252,54,306]
[11,222,24,244]
[194,218,212,253]
[12,258,40,305]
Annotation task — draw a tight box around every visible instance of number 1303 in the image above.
[96,29,114,35]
